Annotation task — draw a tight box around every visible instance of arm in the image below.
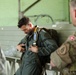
[16,36,26,52]
[50,42,73,69]
[50,33,76,69]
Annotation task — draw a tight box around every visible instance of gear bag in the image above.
[34,27,59,64]
[39,28,59,46]
[34,27,59,75]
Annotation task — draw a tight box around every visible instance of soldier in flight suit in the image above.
[15,16,58,75]
[50,0,76,75]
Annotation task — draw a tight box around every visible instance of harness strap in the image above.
[33,27,47,75]
[33,26,39,46]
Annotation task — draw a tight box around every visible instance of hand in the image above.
[50,60,56,67]
[16,44,25,52]
[29,45,38,53]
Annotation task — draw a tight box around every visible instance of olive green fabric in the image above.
[66,32,76,63]
[15,27,58,75]
[50,32,76,75]
[51,42,73,69]
[60,63,76,75]
[60,67,76,75]
[51,51,67,69]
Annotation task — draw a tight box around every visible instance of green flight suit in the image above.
[15,27,58,75]
[50,32,76,75]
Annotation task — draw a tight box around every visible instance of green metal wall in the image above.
[0,0,69,26]
[0,0,18,26]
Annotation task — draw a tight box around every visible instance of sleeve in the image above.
[17,36,26,52]
[50,32,76,69]
[38,30,58,56]
[18,36,26,45]
[50,42,72,69]
[50,51,67,69]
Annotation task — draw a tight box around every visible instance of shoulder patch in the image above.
[57,44,67,55]
[69,36,75,41]
[57,43,70,55]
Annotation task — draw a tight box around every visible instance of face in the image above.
[20,24,32,34]
[70,4,76,26]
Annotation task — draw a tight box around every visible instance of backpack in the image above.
[34,27,59,64]
[33,27,59,75]
[39,28,59,46]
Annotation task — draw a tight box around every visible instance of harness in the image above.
[33,26,39,46]
[33,26,47,75]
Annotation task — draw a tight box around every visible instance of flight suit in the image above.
[15,27,58,75]
[50,32,76,75]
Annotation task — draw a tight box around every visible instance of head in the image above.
[18,16,34,34]
[70,0,76,26]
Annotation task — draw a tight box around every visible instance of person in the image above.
[50,0,76,75]
[15,16,58,75]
